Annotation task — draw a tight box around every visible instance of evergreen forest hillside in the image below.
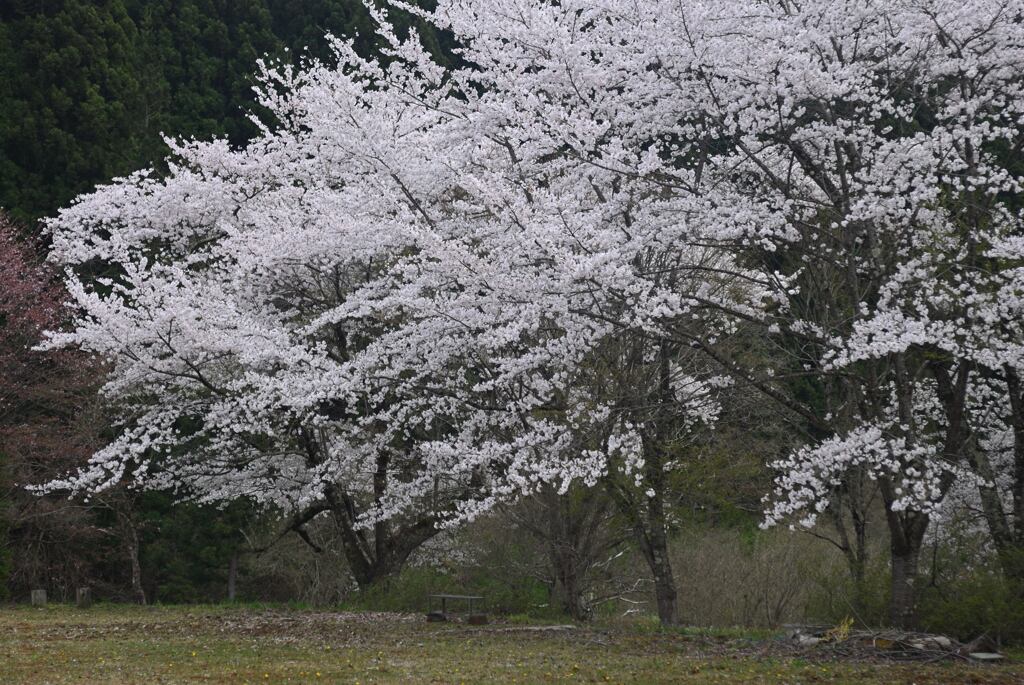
[0,0,449,221]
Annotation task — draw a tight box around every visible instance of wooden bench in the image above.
[426,593,487,624]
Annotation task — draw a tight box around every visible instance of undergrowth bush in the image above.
[918,571,1024,645]
[670,525,846,628]
[339,566,553,617]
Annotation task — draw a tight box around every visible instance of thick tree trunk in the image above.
[889,544,920,629]
[1008,370,1024,540]
[646,344,680,626]
[295,434,444,590]
[635,488,679,626]
[605,476,679,626]
[968,441,1024,582]
[881,489,928,629]
[886,359,969,629]
[999,368,1024,586]
[546,493,588,620]
[648,532,679,626]
[324,484,438,589]
[551,545,588,621]
[347,555,400,589]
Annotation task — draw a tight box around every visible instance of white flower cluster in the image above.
[763,423,977,530]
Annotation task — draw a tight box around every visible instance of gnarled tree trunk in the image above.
[325,483,439,589]
[292,431,446,590]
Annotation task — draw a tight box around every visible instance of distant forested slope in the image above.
[0,0,448,221]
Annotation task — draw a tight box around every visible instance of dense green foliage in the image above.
[135,495,254,603]
[0,0,448,221]
[0,1,146,221]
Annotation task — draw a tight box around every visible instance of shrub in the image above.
[918,562,1024,645]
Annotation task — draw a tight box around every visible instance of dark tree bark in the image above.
[993,368,1024,585]
[643,509,679,626]
[605,438,680,626]
[550,541,586,620]
[874,359,969,630]
[324,482,439,589]
[118,509,146,605]
[889,543,920,629]
[604,340,682,626]
[544,492,589,621]
[646,344,681,626]
[227,552,238,602]
[882,503,929,629]
[291,428,447,590]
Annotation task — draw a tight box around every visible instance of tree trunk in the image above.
[324,484,438,589]
[606,476,679,626]
[644,343,680,626]
[295,434,444,590]
[968,442,1023,582]
[632,486,679,625]
[123,516,146,605]
[551,545,588,621]
[547,495,586,620]
[346,549,405,589]
[889,544,919,629]
[999,368,1024,586]
[227,552,238,602]
[881,485,928,629]
[645,511,679,626]
[889,359,969,629]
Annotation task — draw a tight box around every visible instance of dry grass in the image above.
[1,604,1021,684]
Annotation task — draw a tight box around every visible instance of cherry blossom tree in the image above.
[409,0,1021,625]
[44,0,1023,626]
[43,1,736,612]
[395,0,1023,626]
[705,0,1024,625]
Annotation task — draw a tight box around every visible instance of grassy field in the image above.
[1,605,1022,684]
